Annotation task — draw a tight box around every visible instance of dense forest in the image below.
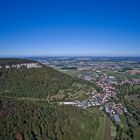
[0,97,100,140]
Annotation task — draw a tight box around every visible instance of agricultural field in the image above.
[104,69,140,81]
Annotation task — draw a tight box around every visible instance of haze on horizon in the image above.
[0,0,140,57]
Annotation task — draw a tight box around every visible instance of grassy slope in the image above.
[94,116,106,140]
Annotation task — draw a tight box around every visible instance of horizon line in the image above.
[1,55,140,58]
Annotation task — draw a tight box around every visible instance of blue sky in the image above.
[0,0,140,57]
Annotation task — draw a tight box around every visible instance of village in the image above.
[61,72,128,124]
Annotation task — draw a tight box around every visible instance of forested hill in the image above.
[0,97,102,140]
[0,58,93,99]
[0,59,101,140]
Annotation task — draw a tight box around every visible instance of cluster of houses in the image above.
[0,63,42,69]
[91,91,115,105]
[78,75,93,81]
[108,103,128,115]
[95,75,128,123]
[121,78,140,85]
[94,76,117,103]
[129,69,140,75]
[62,73,128,124]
